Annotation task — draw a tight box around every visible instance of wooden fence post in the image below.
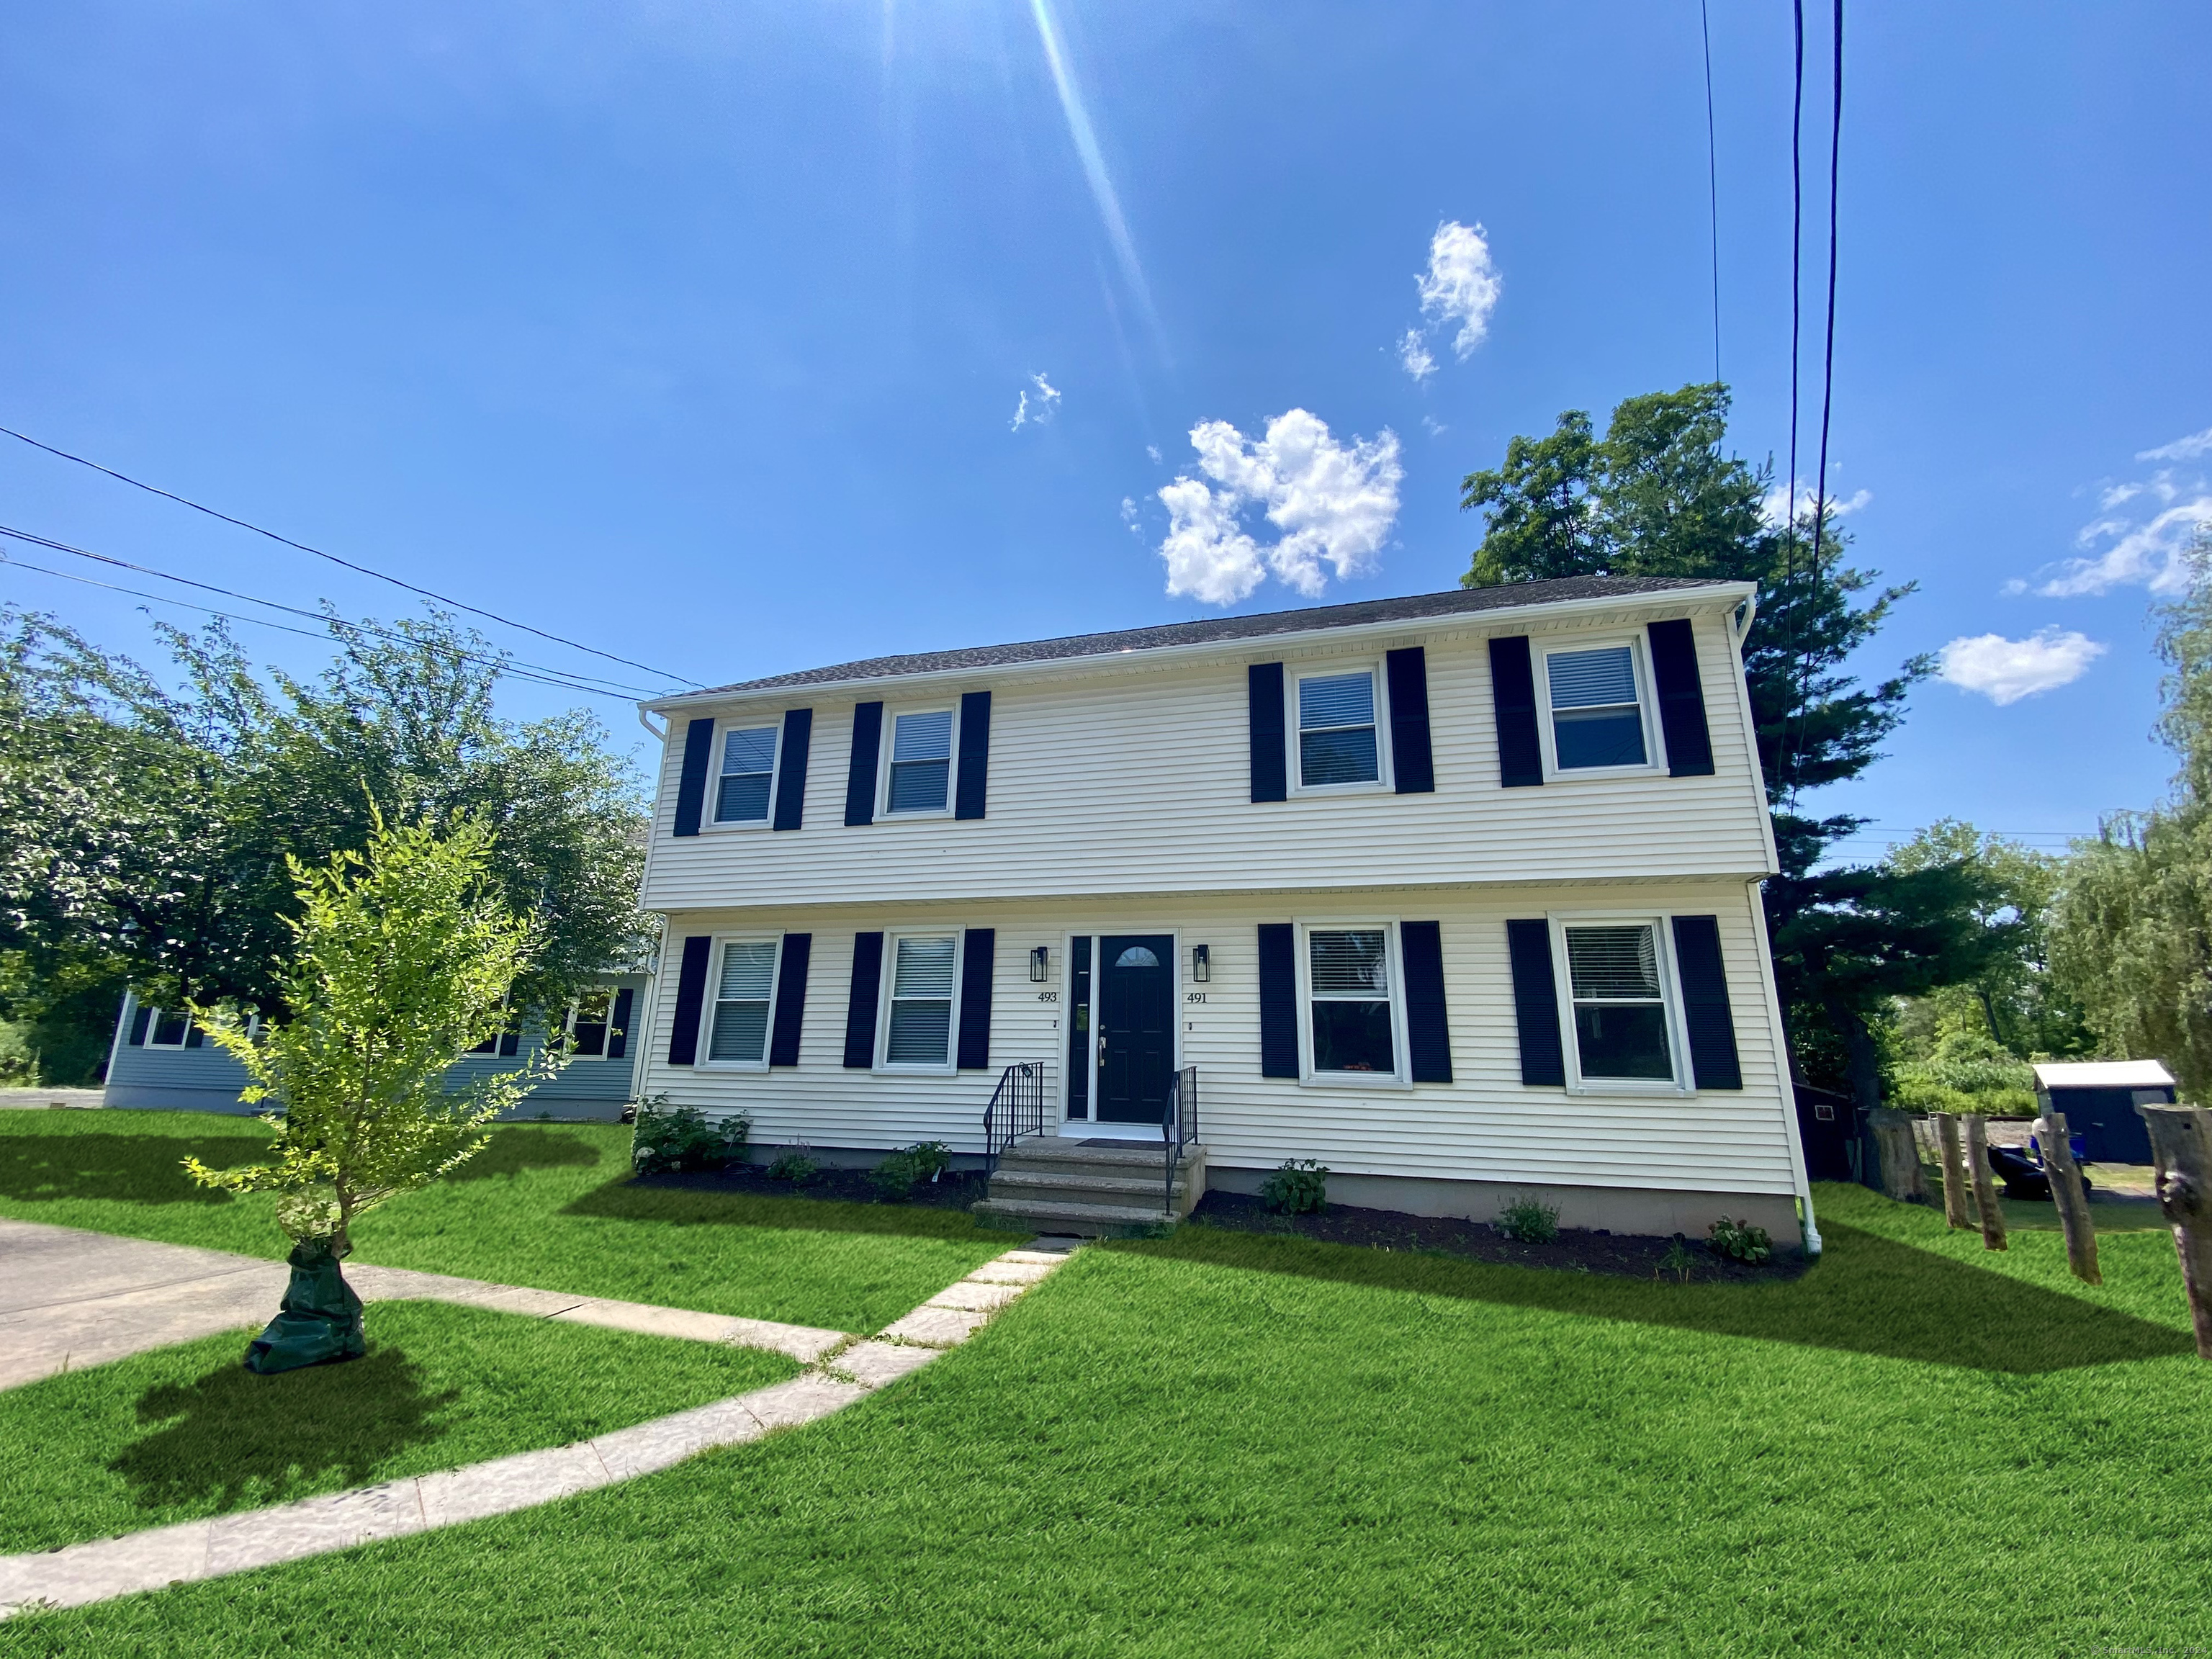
[1868,1107,1928,1203]
[2140,1104,2212,1361]
[2034,1110,2101,1286]
[1962,1115,2008,1252]
[1934,1112,1971,1229]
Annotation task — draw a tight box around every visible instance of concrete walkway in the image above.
[0,1226,1078,1620]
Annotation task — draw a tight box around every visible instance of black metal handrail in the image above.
[1162,1066,1198,1215]
[982,1061,1049,1179]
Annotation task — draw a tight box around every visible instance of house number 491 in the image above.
[1184,992,1207,1004]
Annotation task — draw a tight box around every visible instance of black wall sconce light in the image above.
[1029,945,1050,982]
[1192,943,1210,983]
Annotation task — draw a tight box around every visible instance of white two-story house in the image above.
[629,575,1820,1249]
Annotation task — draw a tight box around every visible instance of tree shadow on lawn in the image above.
[0,1134,271,1207]
[562,1178,1000,1243]
[449,1128,603,1182]
[1125,1223,2192,1374]
[110,1345,457,1515]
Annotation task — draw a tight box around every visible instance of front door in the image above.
[1096,934,1176,1124]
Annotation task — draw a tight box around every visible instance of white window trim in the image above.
[873,927,965,1074]
[143,1007,192,1048]
[705,716,785,832]
[1547,909,1694,1097]
[1292,917,1413,1089]
[876,702,962,821]
[1287,660,1394,797]
[698,934,784,1072]
[1536,634,1667,781]
[563,988,623,1061]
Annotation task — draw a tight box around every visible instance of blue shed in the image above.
[2031,1060,2176,1166]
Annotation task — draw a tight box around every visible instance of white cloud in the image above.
[1146,444,1162,464]
[2098,482,2142,511]
[1156,409,1403,605]
[1938,629,2106,706]
[1758,478,1872,528]
[1416,220,1502,358]
[1119,496,1142,536]
[1010,372,1061,431]
[1421,415,1448,438]
[2039,497,2212,595]
[2137,426,2212,463]
[1397,329,1436,383]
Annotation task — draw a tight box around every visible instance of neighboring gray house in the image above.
[102,974,650,1119]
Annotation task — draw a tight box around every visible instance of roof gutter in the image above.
[639,580,1758,718]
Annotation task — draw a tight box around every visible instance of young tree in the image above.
[186,814,556,1371]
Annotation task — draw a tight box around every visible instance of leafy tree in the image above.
[1461,383,1998,1107]
[186,814,556,1256]
[1886,994,2038,1118]
[2051,532,2212,1094]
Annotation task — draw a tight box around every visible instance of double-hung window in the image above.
[1305,927,1399,1076]
[882,933,957,1066]
[714,724,779,824]
[1545,644,1651,771]
[567,991,616,1058]
[708,940,779,1066]
[147,1009,192,1048]
[884,710,954,815]
[1296,669,1382,788]
[1562,922,1676,1083]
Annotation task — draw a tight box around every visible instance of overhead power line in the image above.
[0,526,660,703]
[0,423,701,688]
[1807,0,1843,599]
[1699,0,1722,384]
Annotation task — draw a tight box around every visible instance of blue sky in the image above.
[2,1,2206,863]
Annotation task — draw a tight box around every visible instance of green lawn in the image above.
[6,1182,2206,1655]
[0,1110,1010,1332]
[0,1300,798,1555]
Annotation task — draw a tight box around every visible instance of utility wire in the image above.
[1777,0,1807,804]
[1807,0,1843,603]
[0,423,701,687]
[1699,0,1722,385]
[0,524,662,701]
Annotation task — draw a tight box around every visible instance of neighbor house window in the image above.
[709,941,778,1065]
[1545,645,1648,770]
[148,1010,191,1048]
[885,711,954,814]
[567,990,615,1058]
[1307,927,1395,1074]
[715,725,779,824]
[1297,670,1381,788]
[1563,922,1675,1082]
[884,933,957,1065]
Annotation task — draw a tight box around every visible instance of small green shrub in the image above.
[1495,1195,1560,1244]
[868,1151,921,1200]
[1259,1159,1328,1215]
[904,1140,953,1182]
[1707,1215,1772,1264]
[1658,1237,1698,1283]
[630,1098,750,1174]
[766,1150,818,1185]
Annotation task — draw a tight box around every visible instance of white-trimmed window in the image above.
[882,709,956,816]
[706,940,780,1067]
[1298,923,1408,1084]
[566,990,616,1059]
[1559,920,1681,1087]
[1295,667,1385,789]
[880,932,958,1068]
[1543,641,1655,773]
[147,1009,192,1048]
[714,724,781,824]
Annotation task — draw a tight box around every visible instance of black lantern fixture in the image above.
[1029,945,1050,982]
[1192,943,1210,983]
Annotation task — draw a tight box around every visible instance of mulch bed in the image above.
[631,1162,992,1212]
[1185,1190,1808,1282]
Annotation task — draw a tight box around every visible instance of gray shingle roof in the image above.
[680,575,1731,699]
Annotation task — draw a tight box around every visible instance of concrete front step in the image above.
[983,1139,1207,1236]
[971,1197,1177,1237]
[988,1169,1193,1206]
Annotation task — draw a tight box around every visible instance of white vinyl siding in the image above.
[706,939,778,1066]
[884,710,955,816]
[881,932,958,1068]
[714,724,779,825]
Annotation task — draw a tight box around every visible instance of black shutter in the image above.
[1258,922,1299,1079]
[1489,637,1544,788]
[1504,920,1566,1087]
[842,932,885,1068]
[127,1002,150,1045]
[498,1025,521,1058]
[606,987,634,1060]
[667,935,713,1066]
[1400,921,1452,1083]
[1385,647,1436,794]
[773,709,813,830]
[1248,663,1287,803]
[1671,915,1743,1089]
[954,691,992,820]
[768,933,812,1067]
[673,717,715,837]
[844,702,884,827]
[956,928,995,1069]
[184,1020,204,1048]
[1647,619,1716,778]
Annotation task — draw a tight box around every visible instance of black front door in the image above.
[1096,934,1175,1124]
